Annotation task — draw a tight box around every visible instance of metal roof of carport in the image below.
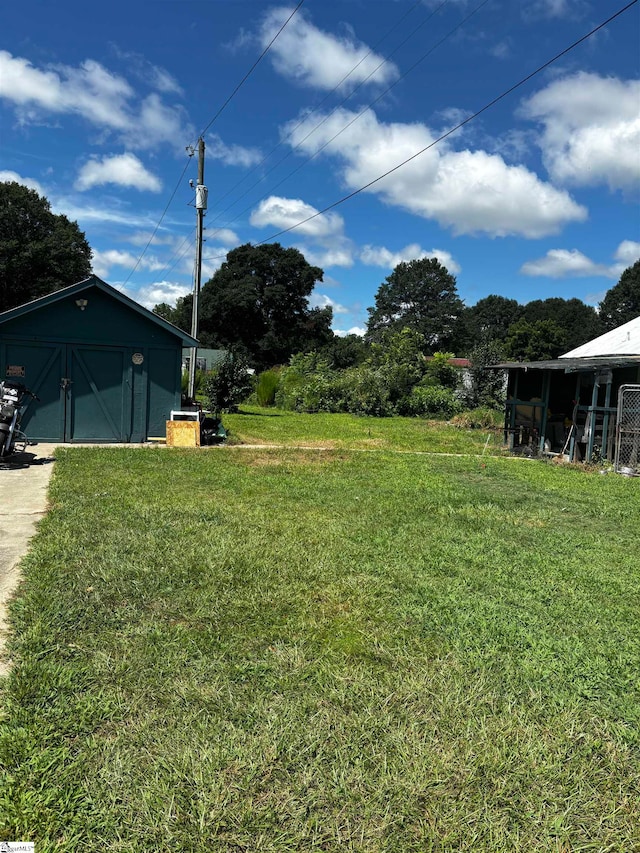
[495,356,640,372]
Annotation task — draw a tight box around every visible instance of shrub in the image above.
[424,352,459,389]
[403,385,462,419]
[203,352,254,414]
[256,369,280,407]
[460,341,507,410]
[276,352,339,412]
[343,365,394,417]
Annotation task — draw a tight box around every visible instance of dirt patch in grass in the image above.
[240,448,345,467]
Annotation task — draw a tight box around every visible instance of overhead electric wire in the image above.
[123,2,305,286]
[202,0,637,262]
[122,156,194,287]
[197,0,305,140]
[204,0,488,242]
[156,226,197,282]
[212,0,432,210]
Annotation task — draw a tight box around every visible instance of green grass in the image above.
[224,405,506,455]
[1,446,639,851]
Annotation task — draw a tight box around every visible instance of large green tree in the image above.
[599,259,640,331]
[463,295,522,346]
[365,257,464,354]
[0,181,92,312]
[504,319,567,361]
[153,294,193,333]
[518,297,601,353]
[198,243,332,369]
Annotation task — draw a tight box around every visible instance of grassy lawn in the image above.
[1,442,639,851]
[223,406,506,455]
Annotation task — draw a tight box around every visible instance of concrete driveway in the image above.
[0,445,57,675]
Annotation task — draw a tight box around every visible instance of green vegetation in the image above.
[154,243,639,374]
[270,332,473,419]
[0,181,92,312]
[1,445,638,851]
[255,369,280,407]
[203,351,254,414]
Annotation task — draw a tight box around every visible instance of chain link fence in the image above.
[614,384,640,476]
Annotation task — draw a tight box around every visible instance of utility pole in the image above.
[188,136,207,402]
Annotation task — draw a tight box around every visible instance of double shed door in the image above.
[3,341,145,442]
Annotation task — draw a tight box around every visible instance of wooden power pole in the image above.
[188,137,207,402]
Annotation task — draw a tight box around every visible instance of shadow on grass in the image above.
[235,408,283,417]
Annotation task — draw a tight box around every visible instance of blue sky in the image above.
[1,0,639,336]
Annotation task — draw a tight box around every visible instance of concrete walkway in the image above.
[0,445,57,676]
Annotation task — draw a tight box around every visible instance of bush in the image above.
[276,353,341,412]
[256,369,280,407]
[203,352,254,414]
[424,352,459,389]
[460,341,507,410]
[343,366,394,417]
[402,385,462,419]
[451,407,504,429]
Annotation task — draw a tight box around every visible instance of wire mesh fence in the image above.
[614,384,640,476]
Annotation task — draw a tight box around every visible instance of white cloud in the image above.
[284,107,586,238]
[614,240,640,266]
[525,0,586,19]
[128,281,192,310]
[208,228,239,245]
[360,244,461,274]
[91,247,166,279]
[520,241,640,279]
[126,230,179,247]
[309,292,348,314]
[75,153,162,192]
[52,197,162,228]
[137,93,190,148]
[250,196,354,268]
[520,249,610,278]
[208,134,262,168]
[334,326,365,338]
[110,47,184,95]
[0,169,44,194]
[250,195,344,238]
[300,246,354,269]
[260,6,398,91]
[0,50,191,148]
[521,72,640,191]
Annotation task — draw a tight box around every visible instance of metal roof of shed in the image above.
[561,315,640,358]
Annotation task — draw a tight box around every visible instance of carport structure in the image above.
[0,276,198,443]
[500,316,640,463]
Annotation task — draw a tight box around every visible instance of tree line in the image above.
[2,180,639,374]
[156,244,640,368]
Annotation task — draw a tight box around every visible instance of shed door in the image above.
[66,345,132,442]
[1,342,66,441]
[9,343,137,442]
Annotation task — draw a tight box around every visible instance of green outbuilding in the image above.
[0,275,197,443]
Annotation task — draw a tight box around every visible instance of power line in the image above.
[253,0,638,246]
[122,155,194,287]
[156,226,196,281]
[211,0,433,211]
[206,0,487,235]
[197,0,305,140]
[124,2,305,286]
